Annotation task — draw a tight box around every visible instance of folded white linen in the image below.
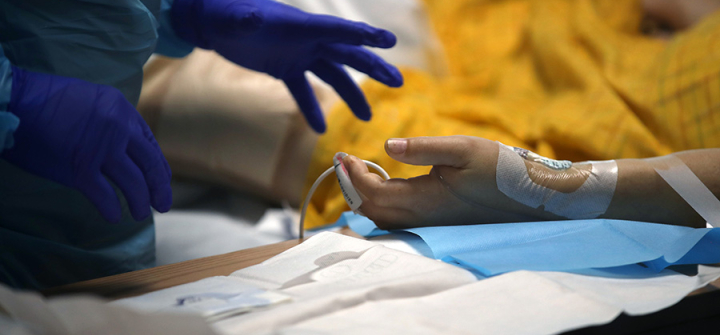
[113,276,291,321]
[276,266,720,335]
[213,232,477,333]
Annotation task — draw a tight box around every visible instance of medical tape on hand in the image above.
[496,144,618,219]
[648,155,720,228]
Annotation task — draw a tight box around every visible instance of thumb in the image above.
[384,136,491,168]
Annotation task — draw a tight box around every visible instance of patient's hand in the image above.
[345,136,717,229]
[343,136,567,229]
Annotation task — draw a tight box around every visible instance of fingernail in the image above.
[386,138,407,154]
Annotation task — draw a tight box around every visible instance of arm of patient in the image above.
[343,136,719,229]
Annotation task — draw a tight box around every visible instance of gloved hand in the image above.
[171,0,404,133]
[1,67,172,223]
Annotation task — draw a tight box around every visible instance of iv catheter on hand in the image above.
[299,152,390,239]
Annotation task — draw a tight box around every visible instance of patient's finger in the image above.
[385,136,497,169]
[320,44,403,88]
[344,154,404,208]
[284,75,326,133]
[344,155,461,229]
[341,155,417,227]
[343,154,386,200]
[344,155,443,210]
[310,60,371,121]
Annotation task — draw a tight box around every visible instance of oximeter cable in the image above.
[299,154,389,239]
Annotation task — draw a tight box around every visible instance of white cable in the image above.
[365,161,390,180]
[299,166,334,239]
[298,160,389,239]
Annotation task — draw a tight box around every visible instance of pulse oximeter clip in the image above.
[299,152,390,239]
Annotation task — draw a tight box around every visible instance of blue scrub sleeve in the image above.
[0,45,19,153]
[154,0,195,58]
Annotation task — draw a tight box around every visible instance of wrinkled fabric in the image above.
[0,160,155,290]
[0,113,18,152]
[303,0,720,228]
[0,0,158,105]
[0,46,18,152]
[344,212,720,276]
[0,0,191,290]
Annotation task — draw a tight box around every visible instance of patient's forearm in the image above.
[600,149,720,228]
[476,144,719,228]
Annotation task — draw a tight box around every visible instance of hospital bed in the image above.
[3,1,719,334]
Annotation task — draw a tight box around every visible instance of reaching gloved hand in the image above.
[171,0,404,133]
[1,66,173,223]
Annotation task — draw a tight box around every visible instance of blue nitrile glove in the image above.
[171,0,404,133]
[0,67,173,223]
